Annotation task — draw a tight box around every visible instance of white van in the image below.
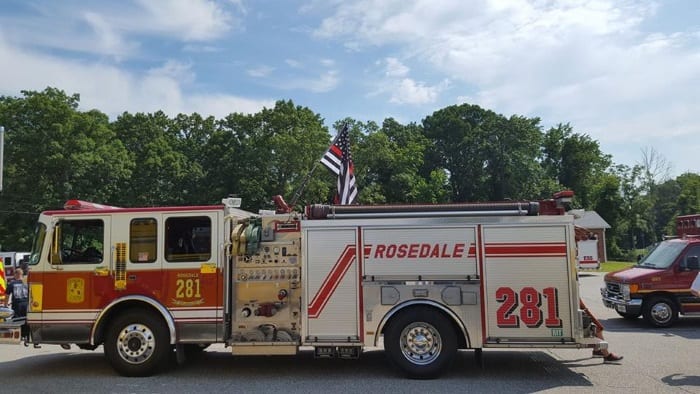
[576,239,600,270]
[0,252,30,277]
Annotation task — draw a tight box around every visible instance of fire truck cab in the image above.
[1,194,604,378]
[601,214,700,327]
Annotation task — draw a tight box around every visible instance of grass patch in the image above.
[599,261,635,273]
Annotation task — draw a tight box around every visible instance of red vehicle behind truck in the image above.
[601,214,700,327]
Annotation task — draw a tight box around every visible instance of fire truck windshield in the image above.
[637,240,686,269]
[29,223,46,265]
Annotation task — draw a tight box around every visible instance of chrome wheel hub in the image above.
[400,322,442,365]
[116,323,155,364]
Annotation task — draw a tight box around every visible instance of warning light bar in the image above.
[63,200,122,210]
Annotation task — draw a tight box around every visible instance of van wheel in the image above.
[642,297,677,328]
[384,307,457,379]
[104,310,170,376]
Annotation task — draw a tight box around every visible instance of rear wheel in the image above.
[104,310,170,376]
[384,306,457,379]
[642,296,678,328]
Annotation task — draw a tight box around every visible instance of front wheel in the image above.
[104,310,171,376]
[642,297,678,328]
[384,306,457,379]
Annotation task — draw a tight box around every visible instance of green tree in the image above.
[352,118,449,204]
[486,115,545,200]
[590,172,624,257]
[111,111,192,206]
[422,104,493,201]
[211,100,331,210]
[0,88,130,249]
[542,123,611,207]
[423,104,549,202]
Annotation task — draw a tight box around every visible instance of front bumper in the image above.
[600,287,643,315]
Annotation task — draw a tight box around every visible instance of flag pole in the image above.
[288,162,320,209]
[289,126,342,209]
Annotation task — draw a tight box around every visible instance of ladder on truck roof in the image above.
[305,200,541,219]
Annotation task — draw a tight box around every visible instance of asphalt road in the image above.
[1,272,698,393]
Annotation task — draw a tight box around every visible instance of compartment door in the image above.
[482,224,575,344]
[304,228,359,341]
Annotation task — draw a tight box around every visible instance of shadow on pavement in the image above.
[0,348,594,393]
[662,373,700,387]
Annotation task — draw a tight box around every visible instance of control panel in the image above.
[231,216,302,343]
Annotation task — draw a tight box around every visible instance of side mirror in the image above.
[687,256,699,270]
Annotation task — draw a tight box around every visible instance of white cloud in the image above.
[390,78,447,105]
[384,57,409,77]
[0,36,272,119]
[149,60,195,84]
[247,65,275,78]
[374,57,448,105]
[320,58,335,67]
[285,59,303,68]
[312,0,699,172]
[0,0,238,62]
[82,11,134,61]
[132,0,235,41]
[280,70,339,93]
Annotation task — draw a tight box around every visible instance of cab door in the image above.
[161,212,222,342]
[39,215,111,343]
[108,214,164,309]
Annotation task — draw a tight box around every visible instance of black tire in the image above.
[104,309,171,377]
[384,306,458,379]
[642,296,678,328]
[616,311,641,320]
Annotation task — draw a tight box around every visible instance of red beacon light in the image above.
[63,200,121,210]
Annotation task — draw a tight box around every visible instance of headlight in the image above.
[620,284,630,301]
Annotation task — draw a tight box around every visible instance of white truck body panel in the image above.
[302,214,583,348]
[304,228,360,341]
[482,224,575,342]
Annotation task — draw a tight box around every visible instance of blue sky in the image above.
[0,0,698,177]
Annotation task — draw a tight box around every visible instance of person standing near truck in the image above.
[5,268,28,319]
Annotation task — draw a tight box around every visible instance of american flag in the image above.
[320,124,358,204]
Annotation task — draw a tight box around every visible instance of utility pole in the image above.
[0,126,4,192]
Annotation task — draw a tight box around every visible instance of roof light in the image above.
[63,200,121,210]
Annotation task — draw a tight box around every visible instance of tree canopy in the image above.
[0,87,697,259]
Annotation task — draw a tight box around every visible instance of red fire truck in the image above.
[601,214,700,327]
[0,193,604,378]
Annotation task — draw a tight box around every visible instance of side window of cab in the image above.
[683,245,700,270]
[52,219,105,264]
[164,216,211,262]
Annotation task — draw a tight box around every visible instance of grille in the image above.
[606,282,621,295]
